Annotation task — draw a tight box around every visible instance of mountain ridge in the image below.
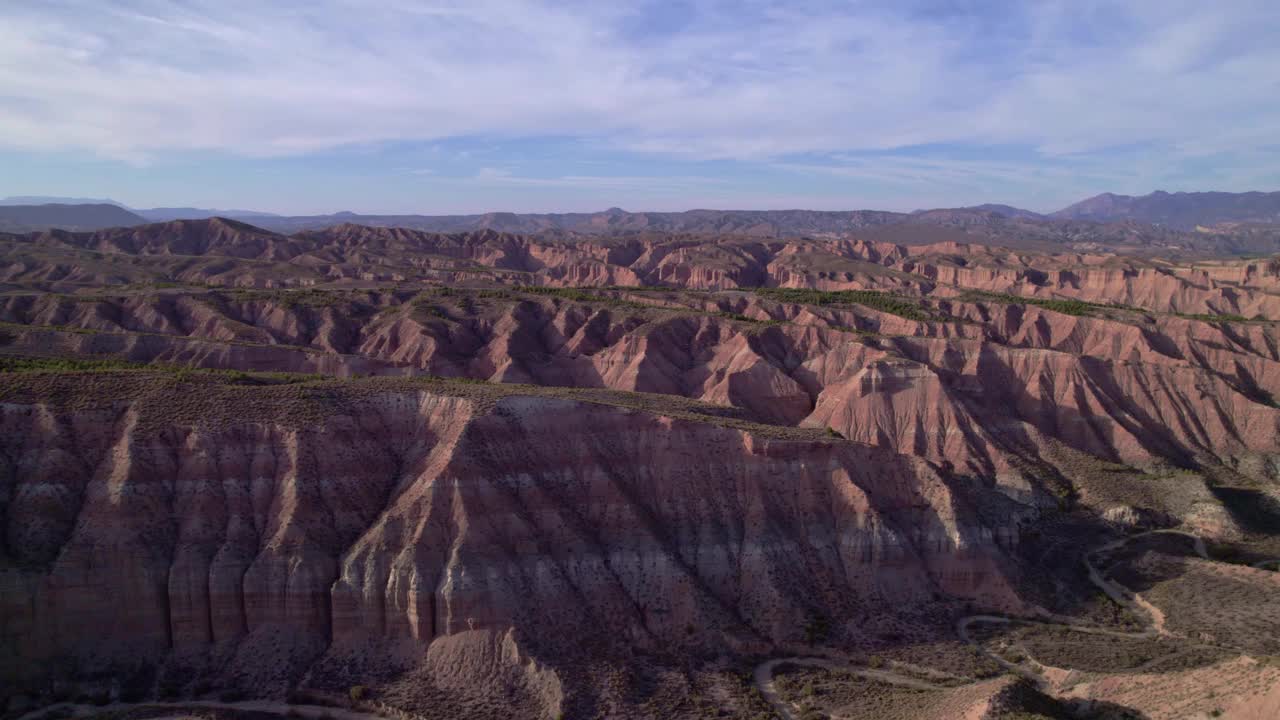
[0,202,149,233]
[4,190,1280,254]
[1052,189,1280,228]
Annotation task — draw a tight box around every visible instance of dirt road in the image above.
[753,528,1249,719]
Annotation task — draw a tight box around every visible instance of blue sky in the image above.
[2,0,1278,214]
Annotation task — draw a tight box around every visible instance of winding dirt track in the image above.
[752,657,948,720]
[751,528,1249,719]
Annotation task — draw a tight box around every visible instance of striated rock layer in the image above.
[4,219,1280,716]
[0,375,1026,698]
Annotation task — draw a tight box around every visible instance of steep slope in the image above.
[0,372,1026,711]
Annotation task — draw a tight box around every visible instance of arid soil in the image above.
[764,530,1280,720]
[3,219,1279,719]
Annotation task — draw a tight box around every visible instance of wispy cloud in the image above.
[467,167,729,191]
[0,0,1276,210]
[2,1,1277,159]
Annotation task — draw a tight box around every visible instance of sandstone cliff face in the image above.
[0,379,1025,694]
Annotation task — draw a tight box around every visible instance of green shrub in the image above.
[349,685,368,702]
[803,613,831,644]
[963,291,1101,316]
[753,288,931,321]
[0,356,332,386]
[0,356,145,373]
[1177,312,1250,323]
[514,285,649,310]
[218,288,356,309]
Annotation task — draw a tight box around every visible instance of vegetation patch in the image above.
[513,285,653,309]
[1175,311,1254,323]
[773,665,954,720]
[803,612,832,644]
[752,287,932,321]
[0,356,837,442]
[716,311,782,328]
[960,291,1107,316]
[1,356,156,373]
[0,355,330,384]
[217,288,365,309]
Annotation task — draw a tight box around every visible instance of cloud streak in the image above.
[2,1,1277,160]
[0,0,1277,211]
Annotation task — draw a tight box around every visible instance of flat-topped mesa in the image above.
[0,374,1028,689]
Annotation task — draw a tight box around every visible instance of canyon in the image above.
[2,217,1279,719]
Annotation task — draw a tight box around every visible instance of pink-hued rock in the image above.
[4,281,1279,478]
[8,219,1280,315]
[0,388,1026,687]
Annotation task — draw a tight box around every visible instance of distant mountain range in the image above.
[0,203,148,233]
[954,203,1046,220]
[135,207,282,221]
[2,190,1279,255]
[1052,190,1280,229]
[0,197,279,223]
[0,195,124,207]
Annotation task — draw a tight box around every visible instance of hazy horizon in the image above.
[7,188,1280,220]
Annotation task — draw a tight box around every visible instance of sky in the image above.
[2,0,1278,215]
